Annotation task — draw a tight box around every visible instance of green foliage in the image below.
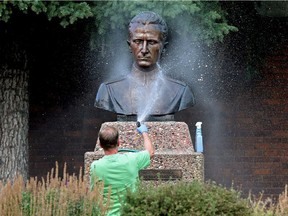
[248,193,276,216]
[121,181,253,216]
[90,0,238,47]
[21,191,32,215]
[0,0,93,27]
[0,1,237,50]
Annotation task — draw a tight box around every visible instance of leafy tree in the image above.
[0,0,237,183]
[0,1,93,182]
[89,0,238,49]
[0,0,93,27]
[0,1,237,48]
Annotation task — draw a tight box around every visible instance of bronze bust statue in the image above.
[95,11,195,119]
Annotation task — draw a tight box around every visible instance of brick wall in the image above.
[29,105,116,177]
[202,42,288,198]
[29,42,288,198]
[25,7,288,198]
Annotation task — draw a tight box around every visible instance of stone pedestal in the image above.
[84,121,204,181]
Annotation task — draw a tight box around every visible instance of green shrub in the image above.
[121,180,253,216]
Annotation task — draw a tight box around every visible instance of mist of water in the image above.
[136,65,165,122]
[89,13,230,123]
[86,12,248,189]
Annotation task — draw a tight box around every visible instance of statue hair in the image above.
[128,11,168,42]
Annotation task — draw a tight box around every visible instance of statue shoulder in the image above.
[164,76,188,87]
[102,76,127,86]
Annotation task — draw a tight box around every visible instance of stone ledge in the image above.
[85,121,204,182]
[84,150,204,181]
[94,121,194,151]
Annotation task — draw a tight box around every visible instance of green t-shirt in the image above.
[90,150,150,216]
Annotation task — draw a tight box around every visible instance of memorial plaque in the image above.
[139,169,182,181]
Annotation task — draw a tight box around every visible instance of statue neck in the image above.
[131,64,161,85]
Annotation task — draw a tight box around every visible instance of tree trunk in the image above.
[0,67,29,182]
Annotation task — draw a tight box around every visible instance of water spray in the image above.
[136,67,164,122]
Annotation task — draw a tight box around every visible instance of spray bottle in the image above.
[195,122,203,153]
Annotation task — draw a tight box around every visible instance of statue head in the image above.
[94,11,195,118]
[127,11,168,71]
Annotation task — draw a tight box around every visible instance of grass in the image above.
[0,162,109,216]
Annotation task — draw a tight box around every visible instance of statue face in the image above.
[129,24,163,71]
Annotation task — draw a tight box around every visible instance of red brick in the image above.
[254,169,271,175]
